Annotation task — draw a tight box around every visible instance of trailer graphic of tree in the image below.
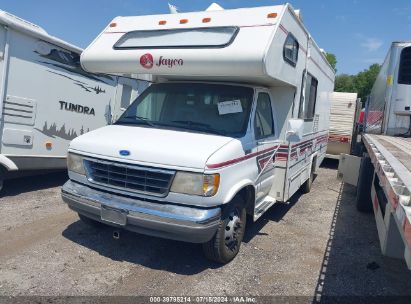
[36,121,90,140]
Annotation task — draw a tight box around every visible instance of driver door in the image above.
[254,91,277,202]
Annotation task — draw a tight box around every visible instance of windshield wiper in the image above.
[116,116,156,127]
[170,120,226,136]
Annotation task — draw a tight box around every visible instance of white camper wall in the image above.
[264,5,308,89]
[0,27,118,170]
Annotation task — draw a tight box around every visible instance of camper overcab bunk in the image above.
[0,10,148,190]
[61,4,335,263]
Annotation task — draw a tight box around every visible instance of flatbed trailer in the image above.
[361,134,411,268]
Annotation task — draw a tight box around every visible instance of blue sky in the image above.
[1,0,410,74]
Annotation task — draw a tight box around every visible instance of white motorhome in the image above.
[61,3,335,263]
[0,10,148,189]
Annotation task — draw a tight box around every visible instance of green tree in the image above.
[325,53,337,72]
[335,74,356,92]
[334,63,381,102]
[354,64,380,101]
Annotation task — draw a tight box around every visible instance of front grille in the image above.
[84,159,175,197]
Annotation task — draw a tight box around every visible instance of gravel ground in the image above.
[0,160,410,302]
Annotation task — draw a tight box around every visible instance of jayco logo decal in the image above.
[140,53,154,69]
[156,56,184,68]
[139,53,184,69]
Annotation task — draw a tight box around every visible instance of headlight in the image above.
[170,172,220,197]
[67,153,86,175]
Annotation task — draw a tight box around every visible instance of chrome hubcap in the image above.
[224,210,242,251]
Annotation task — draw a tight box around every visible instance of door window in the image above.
[254,93,274,139]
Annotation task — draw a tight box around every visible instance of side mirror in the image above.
[286,119,304,142]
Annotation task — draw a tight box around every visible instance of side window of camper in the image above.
[254,93,274,139]
[120,85,132,110]
[283,33,299,67]
[299,72,318,120]
[398,47,411,85]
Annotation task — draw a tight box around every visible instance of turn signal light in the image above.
[159,20,167,25]
[267,13,278,18]
[45,142,52,149]
[180,19,188,24]
[202,17,211,23]
[109,22,117,27]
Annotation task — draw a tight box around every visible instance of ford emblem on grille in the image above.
[119,150,130,156]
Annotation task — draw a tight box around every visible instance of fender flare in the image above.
[0,155,18,171]
[223,179,256,205]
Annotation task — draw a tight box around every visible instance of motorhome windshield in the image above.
[113,27,239,49]
[116,83,254,137]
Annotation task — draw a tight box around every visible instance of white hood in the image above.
[69,125,234,170]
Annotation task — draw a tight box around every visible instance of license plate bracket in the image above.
[101,205,127,226]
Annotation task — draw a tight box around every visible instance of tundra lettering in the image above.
[59,100,95,115]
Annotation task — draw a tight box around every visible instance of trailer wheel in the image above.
[202,197,246,264]
[78,213,104,228]
[302,161,316,194]
[356,156,373,213]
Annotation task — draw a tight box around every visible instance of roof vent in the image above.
[294,9,304,23]
[206,3,224,11]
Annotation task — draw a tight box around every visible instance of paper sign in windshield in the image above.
[217,100,243,115]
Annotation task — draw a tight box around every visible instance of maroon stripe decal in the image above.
[206,145,278,169]
[240,23,276,28]
[278,24,288,35]
[207,133,328,169]
[310,56,334,82]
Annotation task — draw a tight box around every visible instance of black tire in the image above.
[356,156,373,213]
[78,213,104,228]
[202,197,247,264]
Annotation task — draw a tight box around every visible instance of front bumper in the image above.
[61,180,221,243]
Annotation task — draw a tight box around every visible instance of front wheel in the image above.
[202,199,246,264]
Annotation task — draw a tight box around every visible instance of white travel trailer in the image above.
[326,92,361,158]
[0,10,148,189]
[61,3,335,263]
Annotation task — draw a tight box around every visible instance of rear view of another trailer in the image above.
[339,41,411,269]
[326,92,361,159]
